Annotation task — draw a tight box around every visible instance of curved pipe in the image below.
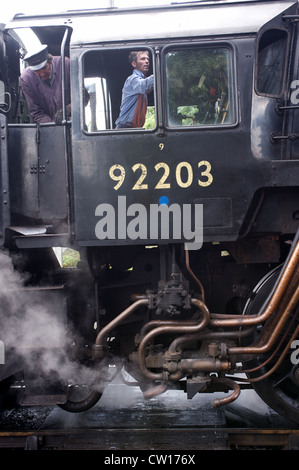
[228,284,299,356]
[234,318,299,384]
[212,377,241,407]
[242,307,299,374]
[93,298,149,359]
[59,389,103,413]
[138,298,210,381]
[143,382,168,399]
[250,321,299,382]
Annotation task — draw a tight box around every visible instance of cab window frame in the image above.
[162,41,237,131]
[81,46,157,134]
[255,27,289,98]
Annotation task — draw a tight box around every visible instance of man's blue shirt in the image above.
[115,69,154,127]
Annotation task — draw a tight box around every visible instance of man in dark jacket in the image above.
[21,44,71,124]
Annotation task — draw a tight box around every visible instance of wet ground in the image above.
[0,363,298,451]
[39,379,292,432]
[0,372,295,441]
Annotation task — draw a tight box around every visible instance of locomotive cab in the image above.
[0,1,299,423]
[3,2,299,247]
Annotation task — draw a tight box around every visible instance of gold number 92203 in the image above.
[109,161,213,191]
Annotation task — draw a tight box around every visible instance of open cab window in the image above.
[83,48,155,132]
[165,45,235,128]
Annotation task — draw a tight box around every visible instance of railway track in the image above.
[0,381,298,450]
[0,426,298,450]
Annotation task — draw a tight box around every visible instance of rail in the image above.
[0,427,298,450]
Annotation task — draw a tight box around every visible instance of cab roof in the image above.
[5,0,297,46]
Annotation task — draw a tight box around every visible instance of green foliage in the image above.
[62,249,80,268]
[166,47,231,126]
[144,106,155,129]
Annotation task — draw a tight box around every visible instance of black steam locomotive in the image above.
[0,0,298,424]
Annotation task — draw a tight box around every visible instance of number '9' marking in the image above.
[109,164,125,190]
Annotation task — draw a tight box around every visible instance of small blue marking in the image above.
[159,196,169,206]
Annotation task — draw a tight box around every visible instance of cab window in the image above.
[165,45,235,127]
[256,29,288,97]
[83,48,155,132]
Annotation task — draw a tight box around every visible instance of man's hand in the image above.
[55,109,63,125]
[55,104,72,125]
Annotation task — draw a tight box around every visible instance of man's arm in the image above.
[130,74,154,95]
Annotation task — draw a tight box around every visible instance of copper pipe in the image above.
[209,240,299,328]
[254,270,299,348]
[130,293,148,301]
[226,320,299,384]
[138,296,211,340]
[179,358,231,373]
[143,382,168,399]
[212,377,241,407]
[242,306,299,374]
[168,328,254,354]
[93,298,149,359]
[185,249,205,302]
[247,321,299,383]
[95,298,149,346]
[228,284,299,355]
[139,319,199,341]
[138,298,210,381]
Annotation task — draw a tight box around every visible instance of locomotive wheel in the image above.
[242,265,299,425]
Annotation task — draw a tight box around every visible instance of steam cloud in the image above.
[0,249,103,398]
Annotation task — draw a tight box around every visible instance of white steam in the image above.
[0,249,103,393]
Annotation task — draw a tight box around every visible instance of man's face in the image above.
[133,52,150,75]
[34,61,51,80]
